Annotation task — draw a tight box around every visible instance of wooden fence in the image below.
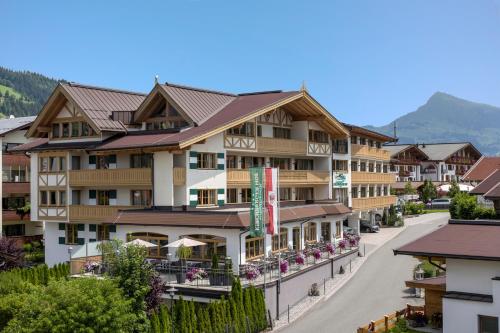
[357,304,425,333]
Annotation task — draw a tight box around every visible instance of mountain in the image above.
[0,67,60,118]
[365,92,500,156]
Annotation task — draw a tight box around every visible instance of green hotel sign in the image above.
[333,173,348,188]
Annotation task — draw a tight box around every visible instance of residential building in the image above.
[341,124,397,227]
[470,169,500,215]
[0,116,42,238]
[16,81,354,268]
[384,144,428,182]
[462,156,500,184]
[395,219,500,333]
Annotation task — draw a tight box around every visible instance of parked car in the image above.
[343,225,354,235]
[429,198,451,209]
[360,220,380,233]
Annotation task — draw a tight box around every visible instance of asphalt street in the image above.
[282,213,449,333]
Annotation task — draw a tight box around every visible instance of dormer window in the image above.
[52,124,60,138]
[51,121,95,138]
[308,130,329,143]
[226,122,255,137]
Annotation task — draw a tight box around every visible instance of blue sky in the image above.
[1,0,500,126]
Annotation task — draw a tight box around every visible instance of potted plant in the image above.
[296,253,305,267]
[280,259,289,274]
[222,257,234,285]
[338,239,347,253]
[326,243,335,255]
[407,312,427,327]
[209,253,219,286]
[175,245,192,283]
[186,267,208,282]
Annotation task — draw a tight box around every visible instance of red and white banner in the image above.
[265,167,278,235]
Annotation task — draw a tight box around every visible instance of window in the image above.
[241,188,251,203]
[360,162,366,172]
[257,125,262,137]
[360,187,367,198]
[296,187,314,201]
[81,122,91,136]
[333,160,348,171]
[61,123,69,137]
[336,222,342,239]
[359,137,367,145]
[49,157,58,171]
[368,163,374,172]
[350,136,357,144]
[40,191,48,205]
[321,222,331,242]
[49,191,57,205]
[226,188,238,203]
[241,156,264,169]
[351,161,358,172]
[197,189,216,206]
[96,155,116,169]
[383,165,388,173]
[478,315,498,333]
[273,127,291,139]
[304,222,317,243]
[130,154,152,168]
[352,187,358,198]
[59,191,66,206]
[272,228,288,252]
[197,153,216,169]
[376,142,381,148]
[377,186,382,196]
[368,139,374,147]
[308,130,329,143]
[39,157,48,172]
[369,186,374,197]
[131,190,152,206]
[279,188,291,201]
[72,190,81,205]
[333,139,348,154]
[59,157,66,171]
[66,224,78,245]
[226,122,255,137]
[4,224,25,237]
[71,122,80,137]
[246,236,264,259]
[295,159,313,170]
[376,164,381,173]
[97,190,116,205]
[226,155,237,169]
[72,156,81,170]
[270,158,290,170]
[52,123,60,138]
[129,232,169,258]
[383,186,388,196]
[97,225,110,241]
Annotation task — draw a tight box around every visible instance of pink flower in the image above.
[280,260,289,274]
[326,243,335,255]
[296,254,305,265]
[312,249,321,260]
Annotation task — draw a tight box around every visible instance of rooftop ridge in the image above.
[163,82,237,97]
[65,82,147,96]
[238,90,284,96]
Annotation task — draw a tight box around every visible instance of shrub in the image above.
[473,206,497,219]
[403,202,425,215]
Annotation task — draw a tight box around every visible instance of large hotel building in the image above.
[13,81,397,269]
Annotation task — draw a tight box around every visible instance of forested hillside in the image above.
[0,67,60,117]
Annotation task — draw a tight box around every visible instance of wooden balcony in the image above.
[69,205,144,222]
[351,172,396,184]
[68,168,152,187]
[173,167,186,185]
[227,169,330,186]
[257,137,307,155]
[351,144,391,161]
[352,196,397,211]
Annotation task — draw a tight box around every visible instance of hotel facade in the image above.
[16,81,396,269]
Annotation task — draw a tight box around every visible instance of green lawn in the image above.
[423,209,449,213]
[0,84,23,99]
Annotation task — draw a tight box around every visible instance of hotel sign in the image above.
[333,173,348,188]
[250,167,264,237]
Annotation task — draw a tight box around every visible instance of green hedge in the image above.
[0,263,69,295]
[450,193,497,220]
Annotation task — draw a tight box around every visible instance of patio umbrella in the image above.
[125,239,157,248]
[437,183,474,193]
[163,237,206,248]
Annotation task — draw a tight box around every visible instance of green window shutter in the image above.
[89,239,96,243]
[89,224,97,232]
[108,225,116,233]
[58,237,65,245]
[77,238,85,245]
[89,190,96,199]
[89,155,96,165]
[77,224,85,231]
[189,188,198,207]
[217,188,225,206]
[58,223,65,231]
[217,152,225,170]
[189,151,198,169]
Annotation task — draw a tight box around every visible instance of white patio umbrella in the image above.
[163,237,206,248]
[125,238,158,248]
[438,183,474,193]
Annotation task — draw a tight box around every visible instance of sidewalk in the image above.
[272,212,449,331]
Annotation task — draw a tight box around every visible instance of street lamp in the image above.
[167,286,177,333]
[415,267,425,298]
[167,253,172,285]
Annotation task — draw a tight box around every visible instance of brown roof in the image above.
[392,181,425,190]
[9,138,48,153]
[342,123,396,143]
[107,203,350,229]
[470,169,500,195]
[405,276,446,291]
[62,83,146,132]
[2,154,30,167]
[394,221,500,261]
[3,182,30,195]
[484,183,500,199]
[463,157,500,182]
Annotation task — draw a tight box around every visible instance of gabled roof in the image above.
[383,144,429,159]
[462,156,500,182]
[27,82,146,137]
[484,183,500,199]
[342,123,396,143]
[0,116,35,136]
[418,142,481,161]
[470,169,500,195]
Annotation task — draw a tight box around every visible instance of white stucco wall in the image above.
[153,151,174,206]
[187,134,226,193]
[447,259,500,295]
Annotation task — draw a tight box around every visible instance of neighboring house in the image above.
[341,124,397,227]
[462,156,500,185]
[0,116,42,238]
[470,169,500,215]
[384,144,429,182]
[395,219,500,333]
[14,81,360,268]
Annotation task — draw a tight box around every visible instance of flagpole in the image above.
[277,167,281,319]
[263,167,267,293]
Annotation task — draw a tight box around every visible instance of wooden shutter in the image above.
[217,153,225,170]
[189,188,198,207]
[217,188,225,206]
[189,151,198,169]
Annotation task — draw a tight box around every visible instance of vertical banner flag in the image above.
[250,167,264,237]
[265,167,278,235]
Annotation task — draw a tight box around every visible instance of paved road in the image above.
[282,213,449,333]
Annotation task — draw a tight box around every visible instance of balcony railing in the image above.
[227,169,330,185]
[351,172,396,184]
[257,137,307,155]
[68,168,152,187]
[173,167,186,185]
[352,196,397,210]
[351,144,390,161]
[69,205,144,222]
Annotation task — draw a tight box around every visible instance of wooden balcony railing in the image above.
[69,205,144,222]
[227,169,330,186]
[257,137,307,155]
[351,144,391,161]
[68,168,152,187]
[352,196,397,211]
[173,167,186,185]
[351,172,396,184]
